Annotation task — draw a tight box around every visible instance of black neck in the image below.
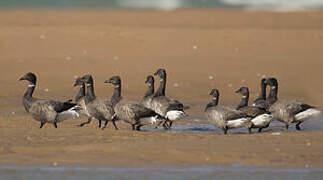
[23,83,36,112]
[75,84,85,103]
[267,86,278,105]
[259,82,267,100]
[236,95,249,109]
[154,77,166,97]
[205,97,219,111]
[111,84,122,107]
[85,83,96,104]
[144,83,154,98]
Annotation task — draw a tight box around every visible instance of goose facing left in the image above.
[205,88,252,134]
[266,77,322,130]
[19,72,80,128]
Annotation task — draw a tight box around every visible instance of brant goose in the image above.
[252,78,269,110]
[236,87,273,132]
[266,77,321,130]
[149,68,187,129]
[105,76,160,131]
[19,72,80,128]
[77,75,118,130]
[73,77,102,128]
[205,88,252,134]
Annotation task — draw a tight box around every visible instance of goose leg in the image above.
[101,120,108,130]
[112,119,119,130]
[258,128,263,133]
[285,124,289,130]
[136,125,143,131]
[296,122,302,131]
[169,121,173,128]
[39,122,45,129]
[223,126,228,135]
[53,122,58,128]
[155,120,164,129]
[248,128,252,134]
[79,117,92,127]
[98,120,102,128]
[132,124,136,130]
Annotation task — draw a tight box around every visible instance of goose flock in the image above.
[19,69,322,134]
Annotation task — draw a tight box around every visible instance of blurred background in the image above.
[1,0,323,11]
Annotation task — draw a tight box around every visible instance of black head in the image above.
[265,77,278,87]
[261,78,266,85]
[235,87,249,96]
[154,68,166,79]
[209,88,219,97]
[81,74,94,85]
[19,72,37,85]
[73,77,84,87]
[105,76,121,86]
[145,75,154,85]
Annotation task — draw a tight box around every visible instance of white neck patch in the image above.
[86,83,91,86]
[148,84,152,87]
[160,79,164,82]
[242,96,247,98]
[115,85,120,88]
[271,86,277,89]
[212,97,217,101]
[28,84,35,87]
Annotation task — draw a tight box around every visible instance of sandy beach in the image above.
[0,9,323,168]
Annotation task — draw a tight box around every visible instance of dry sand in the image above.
[0,9,323,168]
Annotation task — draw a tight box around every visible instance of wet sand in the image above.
[0,9,323,168]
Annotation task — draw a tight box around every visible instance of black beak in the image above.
[235,89,241,93]
[73,82,78,87]
[19,76,26,81]
[104,79,112,83]
[153,71,158,76]
[145,79,149,83]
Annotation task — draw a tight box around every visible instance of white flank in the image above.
[251,114,273,127]
[227,118,250,128]
[165,110,186,121]
[140,116,158,125]
[295,108,321,122]
[57,107,80,122]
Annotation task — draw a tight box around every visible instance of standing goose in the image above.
[252,78,268,110]
[77,75,118,130]
[149,69,187,129]
[205,89,252,134]
[73,77,101,128]
[105,76,159,131]
[19,72,80,128]
[235,87,273,132]
[140,75,165,126]
[141,75,155,108]
[266,77,321,130]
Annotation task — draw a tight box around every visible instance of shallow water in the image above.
[143,113,323,134]
[1,0,323,11]
[1,166,323,180]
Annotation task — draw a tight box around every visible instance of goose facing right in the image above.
[266,77,321,130]
[205,88,252,134]
[19,72,80,128]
